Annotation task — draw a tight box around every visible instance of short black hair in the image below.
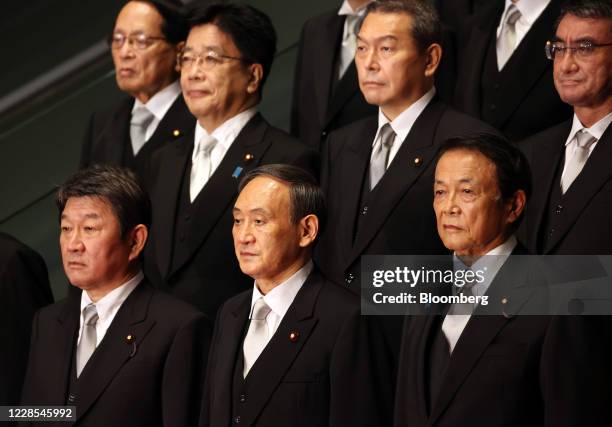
[129,0,188,44]
[364,0,442,52]
[187,2,277,91]
[556,0,612,32]
[436,134,532,229]
[56,165,152,238]
[238,164,326,235]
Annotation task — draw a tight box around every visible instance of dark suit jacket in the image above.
[453,0,572,141]
[0,233,52,406]
[520,119,612,254]
[201,268,393,427]
[144,113,319,318]
[80,92,194,178]
[394,244,612,426]
[316,97,498,289]
[290,9,377,151]
[21,280,211,427]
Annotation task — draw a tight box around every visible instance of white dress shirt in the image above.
[248,261,314,344]
[132,81,181,141]
[373,87,436,167]
[562,112,612,175]
[496,0,551,51]
[337,0,369,79]
[78,270,143,347]
[442,236,517,353]
[192,107,258,187]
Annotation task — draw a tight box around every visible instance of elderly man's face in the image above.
[180,24,257,129]
[60,196,136,292]
[232,177,306,289]
[112,1,178,103]
[433,149,516,258]
[553,14,612,111]
[356,12,432,119]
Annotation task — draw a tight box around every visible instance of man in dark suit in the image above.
[201,164,392,427]
[21,166,210,427]
[520,0,612,255]
[145,4,318,318]
[395,134,611,426]
[290,0,377,151]
[0,233,53,406]
[316,0,497,291]
[80,0,195,179]
[453,0,573,141]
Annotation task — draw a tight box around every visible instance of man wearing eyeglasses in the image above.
[80,0,195,180]
[143,3,318,319]
[520,0,612,255]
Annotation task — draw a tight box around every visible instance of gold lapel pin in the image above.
[413,157,422,166]
[125,334,135,344]
[244,153,254,162]
[289,331,300,343]
[172,129,181,138]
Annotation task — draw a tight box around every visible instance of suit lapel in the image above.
[326,63,360,126]
[239,273,322,424]
[492,1,559,128]
[546,125,612,252]
[153,128,194,278]
[347,100,447,268]
[96,98,133,165]
[170,114,273,278]
[75,283,156,420]
[525,121,571,253]
[211,294,251,424]
[52,293,81,403]
[429,248,532,424]
[456,4,500,115]
[146,95,194,150]
[314,13,345,127]
[339,117,378,262]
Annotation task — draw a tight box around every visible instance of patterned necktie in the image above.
[561,129,597,194]
[369,123,396,190]
[76,303,98,377]
[496,5,522,70]
[130,106,154,155]
[189,134,218,202]
[243,297,272,377]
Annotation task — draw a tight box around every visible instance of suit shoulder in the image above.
[89,96,133,125]
[315,279,360,316]
[148,288,207,323]
[329,115,378,139]
[520,119,571,147]
[439,106,501,136]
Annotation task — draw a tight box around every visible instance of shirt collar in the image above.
[338,0,369,16]
[193,107,257,158]
[80,270,144,321]
[132,81,181,121]
[453,236,517,296]
[249,260,314,320]
[501,0,550,27]
[565,112,612,147]
[374,87,436,146]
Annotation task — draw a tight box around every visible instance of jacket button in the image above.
[555,204,563,214]
[549,228,555,237]
[321,131,328,138]
[234,415,241,424]
[362,206,368,215]
[240,394,246,403]
[345,273,355,284]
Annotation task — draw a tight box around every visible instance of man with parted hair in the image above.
[21,165,210,427]
[201,164,392,427]
[395,133,611,427]
[81,0,195,179]
[145,3,318,320]
[520,0,612,255]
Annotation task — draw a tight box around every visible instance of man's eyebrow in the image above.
[357,34,399,43]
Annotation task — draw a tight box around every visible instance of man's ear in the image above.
[174,41,185,73]
[506,190,527,224]
[298,214,319,248]
[424,43,442,77]
[127,224,148,261]
[246,63,263,94]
